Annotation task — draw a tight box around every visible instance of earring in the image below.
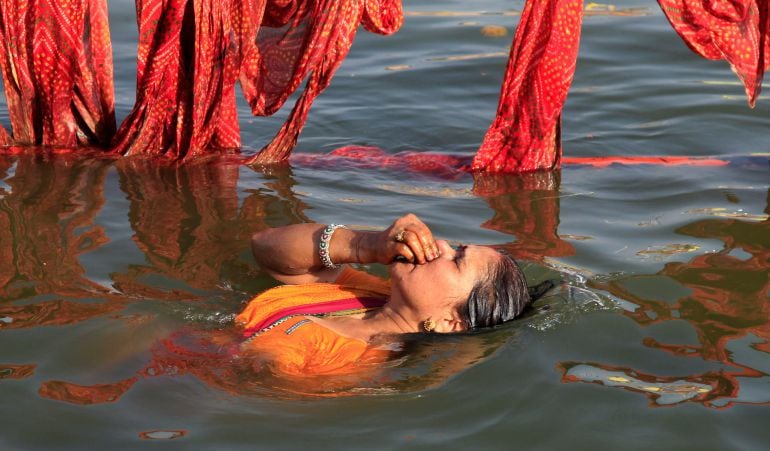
[422,318,436,333]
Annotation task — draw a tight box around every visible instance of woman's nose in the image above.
[435,240,454,258]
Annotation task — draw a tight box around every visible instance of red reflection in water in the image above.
[37,327,363,403]
[0,363,36,379]
[1,154,313,403]
[473,171,574,262]
[0,299,127,330]
[38,325,514,403]
[0,153,128,335]
[40,376,140,405]
[562,190,770,408]
[0,153,113,301]
[111,159,308,300]
[138,430,187,440]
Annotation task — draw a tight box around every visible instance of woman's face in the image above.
[389,240,502,326]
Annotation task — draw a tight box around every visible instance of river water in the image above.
[1,0,769,448]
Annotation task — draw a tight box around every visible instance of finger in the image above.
[394,242,415,263]
[392,214,438,260]
[407,223,438,260]
[402,230,427,264]
[410,229,434,261]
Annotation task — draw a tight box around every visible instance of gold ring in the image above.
[394,230,407,242]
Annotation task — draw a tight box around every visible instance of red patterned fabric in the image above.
[110,0,242,159]
[658,0,770,107]
[0,0,767,171]
[562,155,728,167]
[108,0,401,162]
[0,0,115,146]
[246,0,402,163]
[290,145,471,180]
[290,145,733,179]
[472,0,584,173]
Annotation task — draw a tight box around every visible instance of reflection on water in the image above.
[1,154,557,402]
[112,159,266,300]
[39,326,520,403]
[0,363,36,380]
[1,153,768,410]
[0,154,128,333]
[0,154,112,300]
[561,190,770,408]
[473,171,574,262]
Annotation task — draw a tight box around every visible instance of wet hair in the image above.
[461,255,551,329]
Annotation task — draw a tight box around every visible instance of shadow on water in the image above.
[560,190,770,408]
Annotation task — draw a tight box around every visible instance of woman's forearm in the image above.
[251,224,379,283]
[251,214,439,284]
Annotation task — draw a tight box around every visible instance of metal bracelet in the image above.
[319,224,347,269]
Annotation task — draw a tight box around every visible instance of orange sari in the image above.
[235,268,395,377]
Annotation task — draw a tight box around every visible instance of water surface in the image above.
[1,0,770,448]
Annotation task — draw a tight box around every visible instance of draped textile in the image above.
[658,0,770,107]
[472,0,584,173]
[245,0,403,163]
[0,0,115,146]
[290,145,472,180]
[108,0,401,161]
[110,0,242,158]
[0,0,768,171]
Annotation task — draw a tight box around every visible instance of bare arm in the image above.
[251,214,440,285]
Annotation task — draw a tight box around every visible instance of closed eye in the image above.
[454,245,467,266]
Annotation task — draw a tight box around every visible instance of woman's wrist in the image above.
[353,230,380,264]
[326,227,379,266]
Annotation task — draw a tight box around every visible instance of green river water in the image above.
[1,0,769,449]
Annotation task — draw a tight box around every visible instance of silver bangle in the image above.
[319,224,347,269]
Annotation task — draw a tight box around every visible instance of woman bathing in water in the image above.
[40,213,548,403]
[240,213,535,376]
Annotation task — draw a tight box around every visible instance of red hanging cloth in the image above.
[109,0,401,162]
[0,0,115,146]
[109,0,243,159]
[472,0,584,173]
[658,0,770,107]
[245,0,402,164]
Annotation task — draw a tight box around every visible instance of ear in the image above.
[436,313,468,333]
